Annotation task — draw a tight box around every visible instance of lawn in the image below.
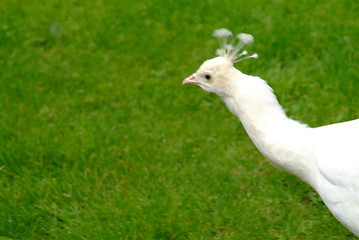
[0,0,358,239]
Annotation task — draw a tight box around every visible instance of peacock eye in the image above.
[205,74,212,80]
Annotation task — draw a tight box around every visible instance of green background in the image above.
[0,0,358,239]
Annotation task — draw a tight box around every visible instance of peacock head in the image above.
[183,28,257,95]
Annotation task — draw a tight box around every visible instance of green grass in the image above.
[0,0,358,239]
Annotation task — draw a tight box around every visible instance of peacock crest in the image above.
[213,28,258,63]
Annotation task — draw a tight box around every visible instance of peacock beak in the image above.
[182,73,198,85]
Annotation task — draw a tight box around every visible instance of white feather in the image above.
[212,28,256,62]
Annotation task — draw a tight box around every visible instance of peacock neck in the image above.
[221,72,317,186]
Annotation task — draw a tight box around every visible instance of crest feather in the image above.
[213,28,258,63]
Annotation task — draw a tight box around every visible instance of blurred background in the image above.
[0,0,358,239]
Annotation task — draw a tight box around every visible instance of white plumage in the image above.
[183,30,359,236]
